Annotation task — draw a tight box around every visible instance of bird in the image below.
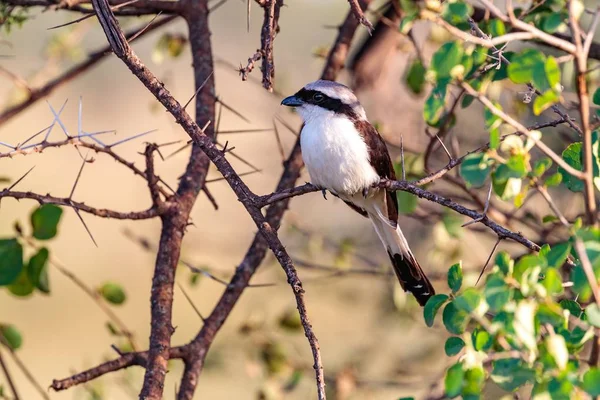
[281,79,435,306]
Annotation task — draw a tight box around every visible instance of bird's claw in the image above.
[321,189,328,200]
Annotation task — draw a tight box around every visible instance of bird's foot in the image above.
[321,189,328,200]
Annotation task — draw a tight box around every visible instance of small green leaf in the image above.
[442,1,472,24]
[547,242,571,268]
[472,329,492,351]
[7,268,34,297]
[454,288,482,312]
[559,142,584,192]
[430,41,464,80]
[583,368,600,396]
[463,367,485,398]
[533,157,552,177]
[541,268,563,296]
[495,251,512,275]
[30,204,63,240]
[507,49,545,84]
[543,12,567,33]
[543,215,559,223]
[586,304,600,328]
[0,324,22,350]
[27,248,50,293]
[487,19,506,37]
[545,172,562,186]
[424,294,449,327]
[445,337,465,356]
[491,359,534,391]
[505,154,529,178]
[99,282,127,305]
[533,89,560,115]
[405,60,426,95]
[0,239,23,286]
[424,81,448,126]
[448,262,463,293]
[485,275,511,312]
[443,301,469,335]
[593,88,600,106]
[560,299,583,318]
[445,363,465,398]
[460,154,491,188]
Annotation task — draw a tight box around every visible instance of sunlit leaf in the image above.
[448,262,463,293]
[445,363,464,398]
[443,301,469,335]
[0,324,22,350]
[99,282,127,305]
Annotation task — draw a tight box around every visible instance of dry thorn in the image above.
[176,283,206,322]
[462,183,493,228]
[476,237,502,285]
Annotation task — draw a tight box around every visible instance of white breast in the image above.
[300,112,380,196]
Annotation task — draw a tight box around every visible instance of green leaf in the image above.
[495,251,512,275]
[487,19,506,37]
[472,329,492,351]
[543,12,567,33]
[405,59,426,95]
[505,154,529,178]
[560,299,583,318]
[445,336,465,356]
[0,239,23,286]
[442,1,472,24]
[448,262,463,293]
[533,89,560,115]
[593,88,600,106]
[491,358,534,391]
[27,248,50,293]
[430,41,464,80]
[445,363,464,398]
[533,157,552,177]
[454,288,482,312]
[460,154,491,188]
[484,275,511,312]
[547,242,571,268]
[30,204,63,240]
[571,263,595,303]
[583,368,600,396]
[7,268,34,297]
[559,142,584,192]
[586,304,600,328]
[0,324,22,350]
[545,57,561,89]
[424,294,449,327]
[541,268,563,295]
[539,243,551,259]
[443,301,469,335]
[424,81,448,126]
[99,282,127,305]
[507,49,545,84]
[463,367,485,398]
[545,172,562,186]
[443,211,463,238]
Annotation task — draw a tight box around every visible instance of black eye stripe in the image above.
[294,88,359,120]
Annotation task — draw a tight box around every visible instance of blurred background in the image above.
[1,0,596,398]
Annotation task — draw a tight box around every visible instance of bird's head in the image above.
[281,80,367,123]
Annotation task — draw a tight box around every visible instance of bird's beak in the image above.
[281,95,303,107]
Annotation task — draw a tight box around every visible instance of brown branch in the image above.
[177,3,373,399]
[0,189,159,219]
[238,50,261,81]
[1,0,182,15]
[0,337,49,400]
[51,1,369,399]
[259,0,282,91]
[0,15,177,127]
[569,3,598,226]
[0,349,20,400]
[347,0,373,33]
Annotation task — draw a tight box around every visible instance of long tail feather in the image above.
[366,197,435,306]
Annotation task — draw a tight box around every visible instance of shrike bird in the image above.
[281,80,435,306]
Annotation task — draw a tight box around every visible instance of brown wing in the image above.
[354,120,399,224]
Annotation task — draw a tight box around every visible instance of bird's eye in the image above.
[313,93,324,103]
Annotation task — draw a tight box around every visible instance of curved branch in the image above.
[0,190,159,219]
